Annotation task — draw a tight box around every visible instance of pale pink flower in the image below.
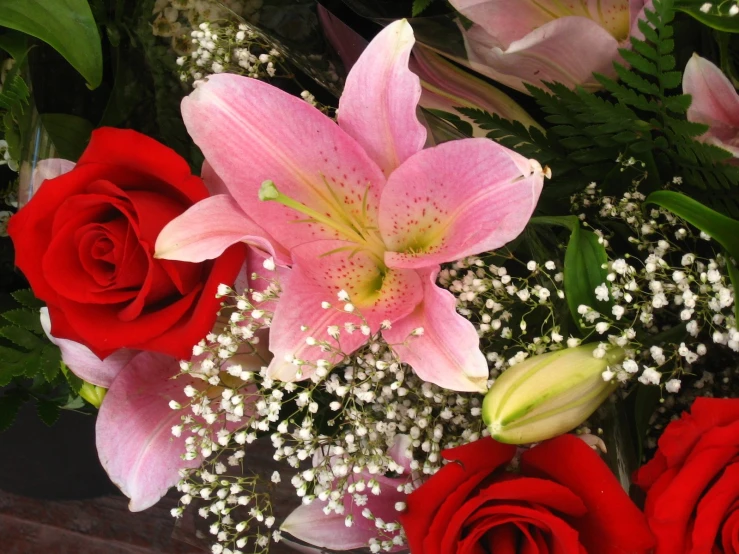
[683,53,739,159]
[157,20,546,392]
[449,0,647,92]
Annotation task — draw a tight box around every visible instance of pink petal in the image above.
[238,246,292,313]
[411,46,541,136]
[155,194,291,266]
[387,433,413,474]
[683,54,739,153]
[451,0,632,44]
[281,472,407,551]
[181,74,386,251]
[461,16,621,92]
[96,352,200,511]
[266,240,422,381]
[338,19,426,177]
[380,138,544,270]
[201,160,230,196]
[382,269,488,392]
[40,307,136,387]
[19,158,75,206]
[317,4,367,72]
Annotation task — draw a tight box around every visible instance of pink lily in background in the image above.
[449,0,647,92]
[683,53,739,159]
[280,435,414,551]
[317,4,540,137]
[42,308,268,511]
[157,20,545,392]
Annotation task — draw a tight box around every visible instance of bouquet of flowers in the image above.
[1,0,738,552]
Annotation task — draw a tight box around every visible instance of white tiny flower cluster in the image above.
[171,265,282,554]
[572,183,736,393]
[173,282,487,553]
[699,2,739,16]
[152,0,263,44]
[439,255,568,380]
[178,21,282,84]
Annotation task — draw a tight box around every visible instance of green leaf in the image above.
[40,114,94,162]
[412,0,434,16]
[36,400,60,426]
[0,326,43,351]
[0,0,103,88]
[564,225,611,329]
[675,1,739,32]
[60,362,83,394]
[11,289,44,309]
[39,344,61,382]
[645,191,739,261]
[1,309,43,334]
[0,346,25,386]
[0,392,26,432]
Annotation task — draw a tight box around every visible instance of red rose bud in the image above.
[482,344,624,444]
[8,128,245,360]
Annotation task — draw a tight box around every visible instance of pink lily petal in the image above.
[317,4,368,72]
[20,158,75,206]
[96,352,201,511]
[40,307,136,387]
[201,160,229,196]
[382,269,488,392]
[380,138,544,270]
[181,74,386,251]
[338,19,426,176]
[451,0,633,44]
[155,194,291,266]
[266,240,422,381]
[461,16,621,92]
[281,447,408,551]
[683,54,739,156]
[237,246,292,313]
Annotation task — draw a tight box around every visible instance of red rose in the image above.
[8,128,244,359]
[400,435,654,554]
[634,397,739,554]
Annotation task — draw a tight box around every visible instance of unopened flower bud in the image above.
[482,345,624,444]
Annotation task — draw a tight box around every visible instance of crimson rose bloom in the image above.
[8,128,244,359]
[634,397,739,554]
[400,435,654,554]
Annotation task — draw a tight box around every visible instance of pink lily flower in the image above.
[683,53,739,159]
[449,0,647,92]
[41,308,267,511]
[280,435,414,551]
[157,20,546,392]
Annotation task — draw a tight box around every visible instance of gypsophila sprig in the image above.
[570,181,736,393]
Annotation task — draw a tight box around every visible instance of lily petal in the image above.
[451,0,632,44]
[338,19,426,176]
[267,240,422,381]
[461,16,620,92]
[40,307,136,388]
[96,352,200,511]
[382,269,489,392]
[683,54,739,155]
[381,138,544,269]
[181,74,386,251]
[281,472,407,551]
[155,194,291,266]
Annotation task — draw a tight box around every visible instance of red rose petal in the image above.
[77,128,208,204]
[649,423,739,554]
[521,435,655,554]
[692,462,739,552]
[483,524,517,554]
[721,508,739,553]
[125,243,246,360]
[401,438,516,554]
